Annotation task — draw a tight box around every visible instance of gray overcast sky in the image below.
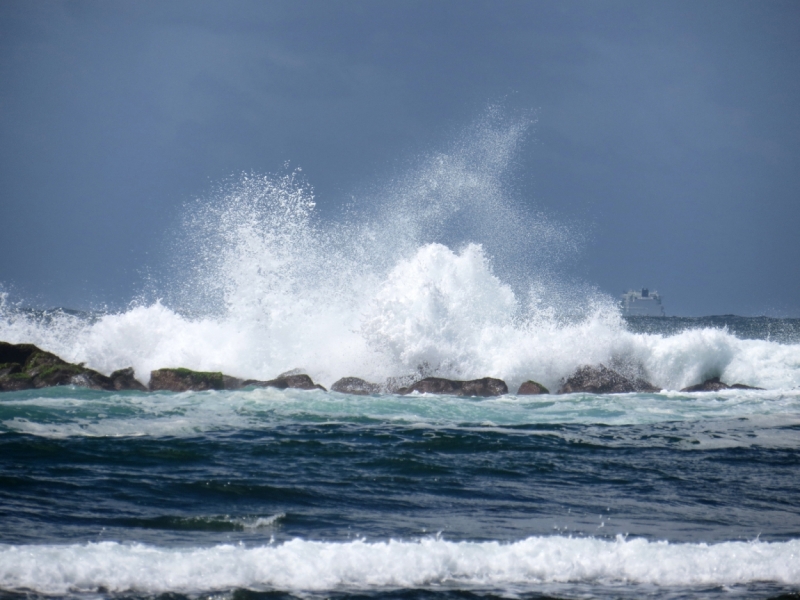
[1,0,799,316]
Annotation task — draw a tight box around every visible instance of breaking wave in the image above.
[1,536,798,594]
[1,108,798,391]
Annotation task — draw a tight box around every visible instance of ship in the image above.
[620,288,665,317]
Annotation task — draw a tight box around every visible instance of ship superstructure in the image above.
[620,288,665,317]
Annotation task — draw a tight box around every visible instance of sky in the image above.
[1,0,799,316]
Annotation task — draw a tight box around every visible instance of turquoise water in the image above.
[1,379,799,599]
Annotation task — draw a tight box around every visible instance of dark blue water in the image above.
[1,379,799,599]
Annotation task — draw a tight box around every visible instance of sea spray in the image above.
[1,110,799,390]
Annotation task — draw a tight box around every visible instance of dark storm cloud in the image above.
[1,0,799,314]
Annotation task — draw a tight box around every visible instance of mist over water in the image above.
[1,109,799,391]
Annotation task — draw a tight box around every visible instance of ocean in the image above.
[1,113,799,599]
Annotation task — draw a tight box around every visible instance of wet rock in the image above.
[558,365,659,394]
[383,375,416,395]
[460,378,508,397]
[149,368,233,392]
[680,377,728,392]
[517,380,550,395]
[0,342,38,366]
[680,377,764,392]
[331,377,381,395]
[243,374,326,391]
[109,367,148,392]
[0,341,114,391]
[0,362,34,391]
[402,376,508,397]
[0,362,23,378]
[405,377,461,395]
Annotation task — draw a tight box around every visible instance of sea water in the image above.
[1,110,799,599]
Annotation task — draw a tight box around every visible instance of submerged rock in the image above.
[517,380,550,395]
[243,374,326,391]
[557,365,659,394]
[402,376,508,397]
[0,341,115,392]
[331,377,381,395]
[680,377,764,392]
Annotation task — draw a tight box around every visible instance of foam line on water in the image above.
[0,536,798,594]
[2,387,800,442]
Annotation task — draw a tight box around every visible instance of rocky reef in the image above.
[331,377,382,395]
[149,368,241,392]
[517,380,550,395]
[0,341,767,396]
[557,365,660,394]
[396,376,508,397]
[242,373,327,392]
[0,342,328,393]
[680,377,764,392]
[0,341,145,392]
[150,369,327,392]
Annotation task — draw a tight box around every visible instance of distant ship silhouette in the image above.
[620,288,665,316]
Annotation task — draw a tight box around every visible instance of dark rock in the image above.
[0,362,22,378]
[223,375,244,390]
[331,377,381,395]
[149,368,227,392]
[109,367,148,392]
[402,376,508,397]
[680,377,729,392]
[0,342,39,366]
[383,375,416,395]
[680,377,764,392]
[0,341,114,391]
[460,378,508,397]
[405,377,461,395]
[517,380,550,395]
[730,383,765,390]
[0,362,34,391]
[558,365,659,394]
[243,374,326,391]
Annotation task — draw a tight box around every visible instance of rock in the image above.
[557,365,659,394]
[0,362,34,391]
[223,375,244,389]
[109,367,148,392]
[680,377,764,392]
[730,383,765,390]
[331,377,381,395]
[0,362,23,378]
[149,368,233,392]
[383,375,416,395]
[243,374,326,391]
[404,377,461,395]
[402,376,508,397]
[460,377,508,397]
[680,377,729,392]
[0,341,114,392]
[517,380,550,395]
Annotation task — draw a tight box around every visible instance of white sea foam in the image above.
[1,110,798,391]
[0,536,798,593]
[3,387,800,444]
